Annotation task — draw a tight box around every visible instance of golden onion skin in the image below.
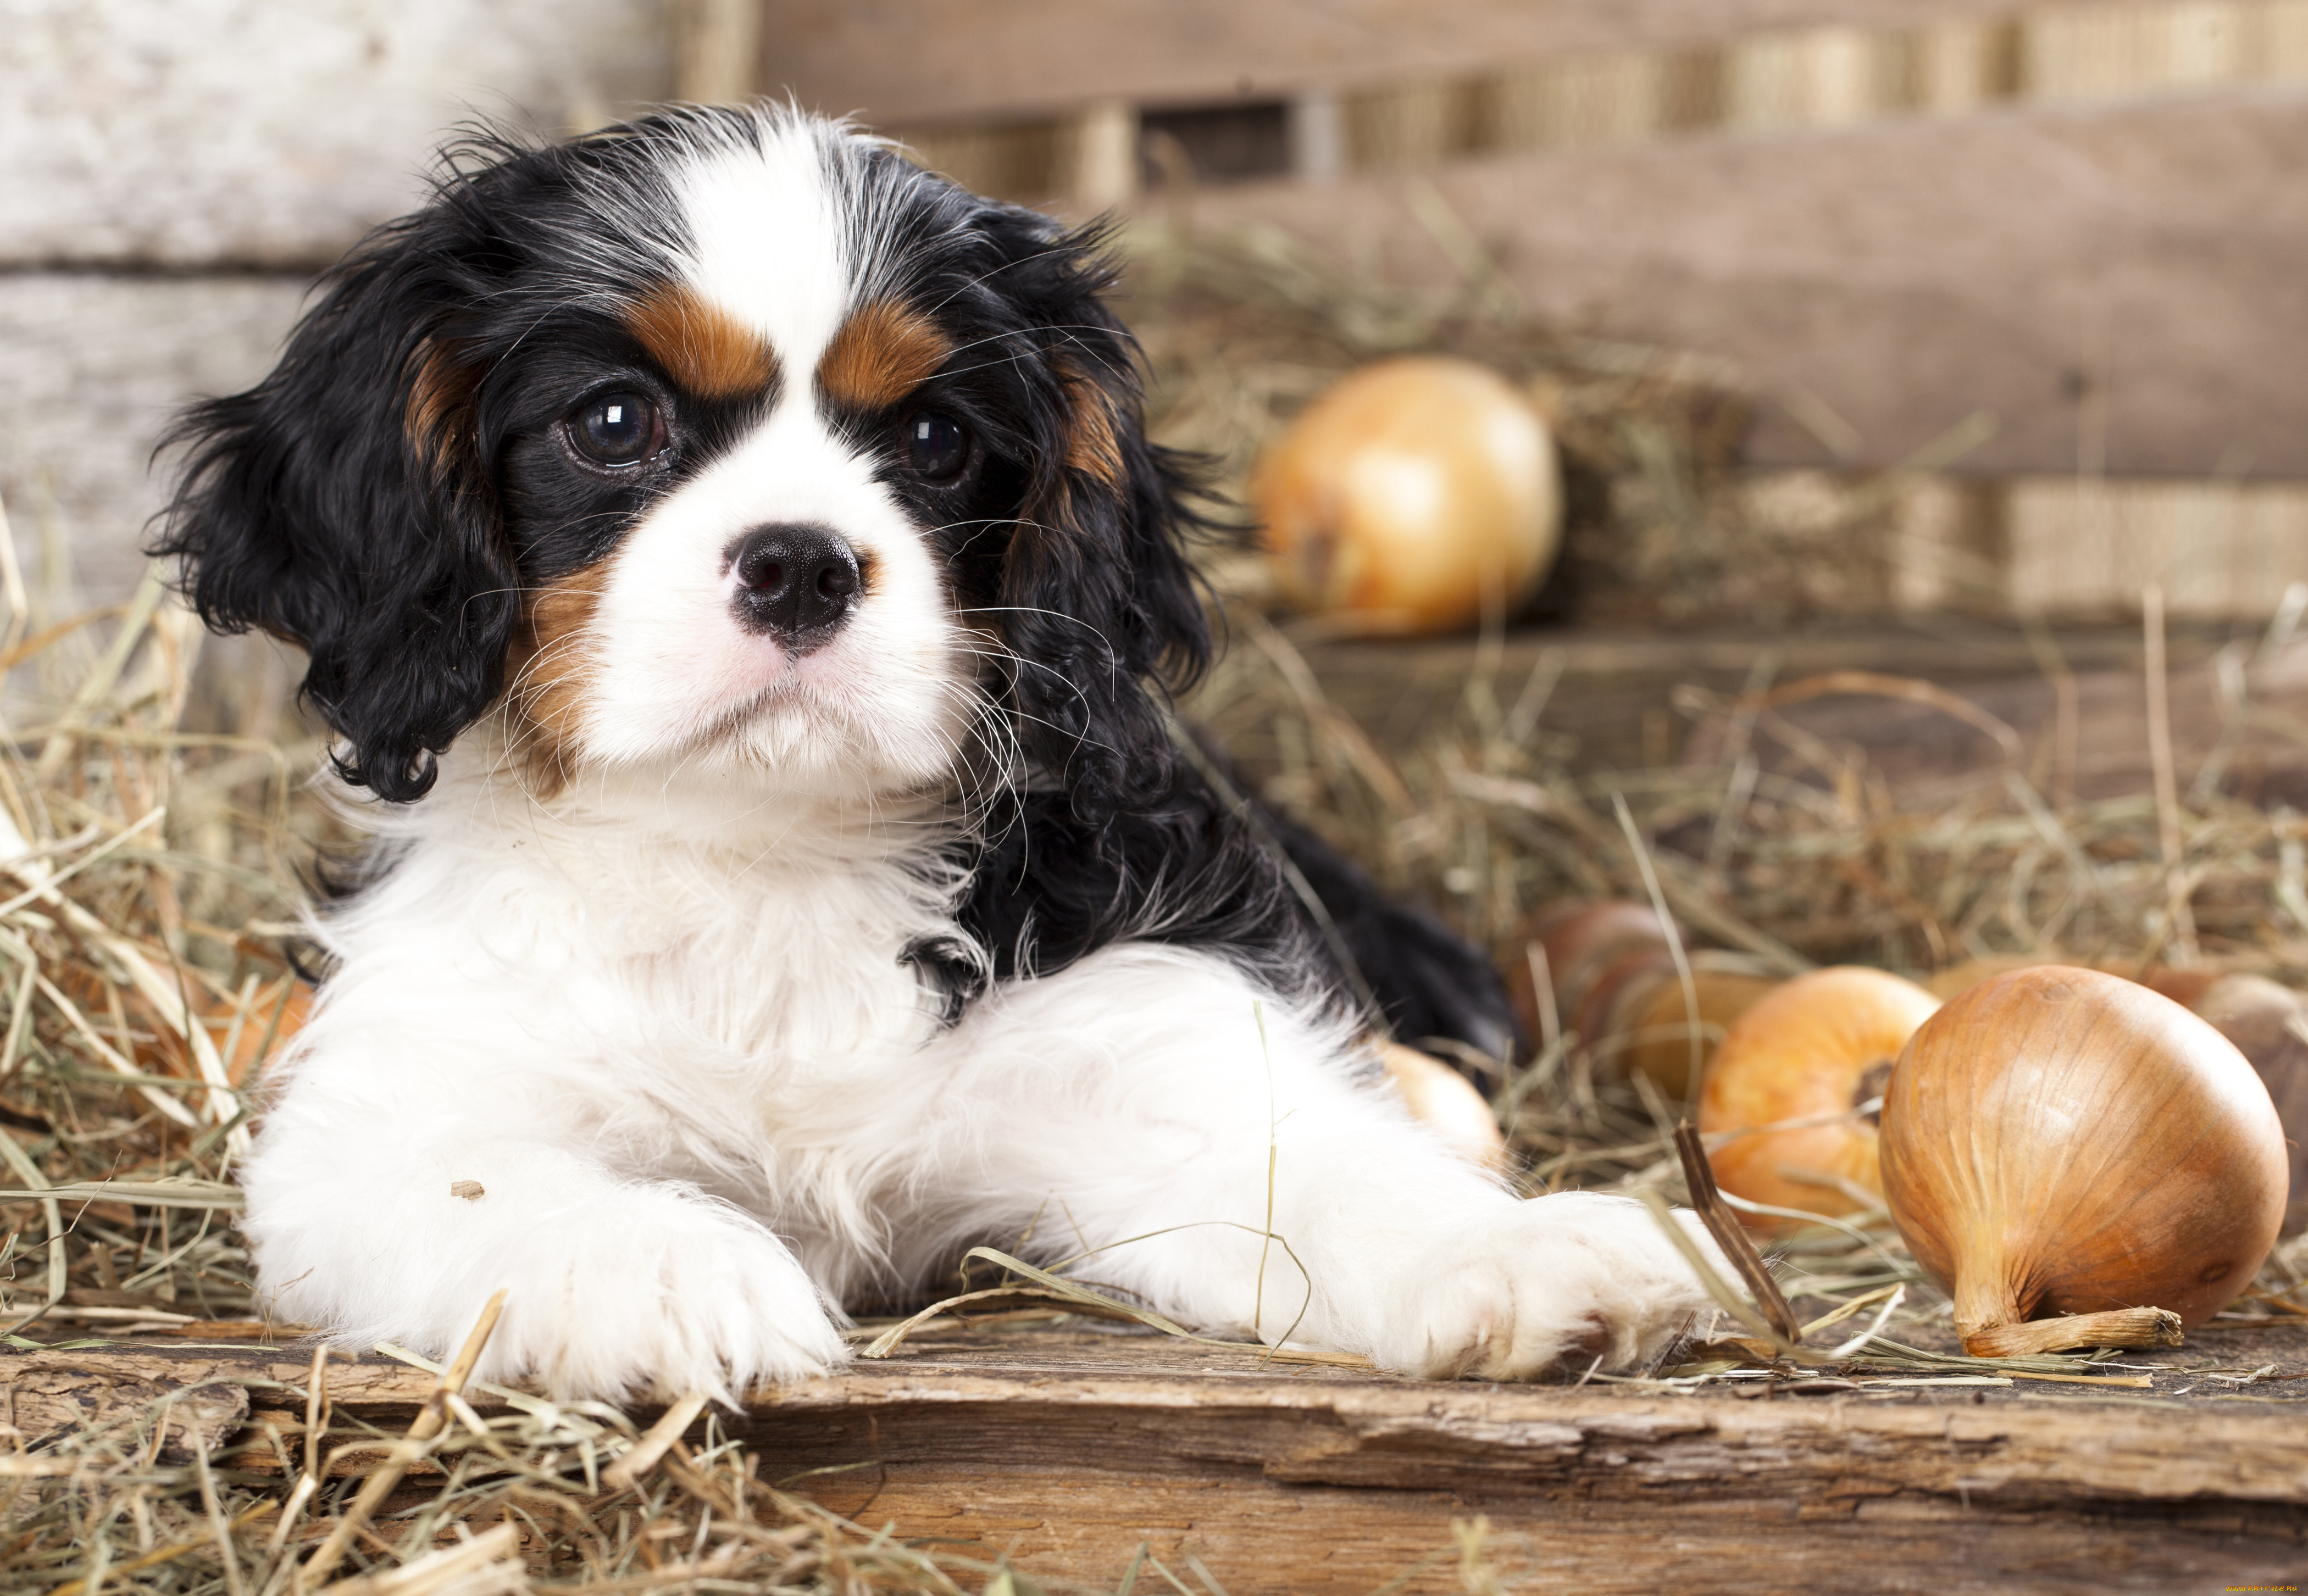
[1252,357,1561,634]
[2145,970,2308,1238]
[1505,902,1772,1097]
[1621,966,1779,1101]
[1377,1041,1507,1169]
[1506,900,1667,1052]
[1698,966,1940,1225]
[1880,965,2289,1336]
[1585,953,1775,1101]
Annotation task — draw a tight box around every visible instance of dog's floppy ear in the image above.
[991,229,1212,824]
[156,215,517,803]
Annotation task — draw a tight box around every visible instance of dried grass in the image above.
[3,1333,1081,1596]
[5,229,2307,1592]
[1182,593,2308,1382]
[1119,219,1955,627]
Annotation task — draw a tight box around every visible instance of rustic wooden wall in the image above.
[1,0,673,605]
[13,2,2305,608]
[756,0,2308,489]
[756,0,2040,125]
[1167,91,2308,481]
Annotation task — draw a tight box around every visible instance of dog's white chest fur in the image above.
[314,760,957,1111]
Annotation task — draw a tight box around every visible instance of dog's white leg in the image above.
[242,1037,847,1403]
[898,943,1720,1378]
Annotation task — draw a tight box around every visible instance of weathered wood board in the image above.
[1286,618,2283,786]
[9,1322,2308,1592]
[756,0,2031,126]
[1166,91,2308,480]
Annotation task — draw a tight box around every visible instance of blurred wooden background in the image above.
[748,0,2308,621]
[4,0,2305,624]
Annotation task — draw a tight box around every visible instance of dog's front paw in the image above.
[468,1186,847,1403]
[1361,1192,1719,1380]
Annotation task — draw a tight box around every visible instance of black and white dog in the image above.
[162,105,1715,1401]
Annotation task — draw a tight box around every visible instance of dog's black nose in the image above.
[728,523,862,647]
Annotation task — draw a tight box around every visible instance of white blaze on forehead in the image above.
[565,116,969,791]
[670,118,854,376]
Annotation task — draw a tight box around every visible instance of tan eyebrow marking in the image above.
[816,299,953,410]
[624,283,779,400]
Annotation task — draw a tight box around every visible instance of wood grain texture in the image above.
[4,1359,249,1464]
[5,1328,2307,1589]
[1287,620,2261,776]
[757,0,2032,125]
[1161,93,2308,480]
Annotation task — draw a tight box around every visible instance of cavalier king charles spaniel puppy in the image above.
[160,104,1717,1401]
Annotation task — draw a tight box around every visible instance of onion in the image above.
[1508,900,1670,1046]
[1505,904,1671,1052]
[1879,965,2288,1355]
[2142,971,2308,1238]
[1252,357,1561,633]
[1614,964,1779,1102]
[1698,966,1940,1225]
[1527,902,1668,1007]
[1508,901,1772,1095]
[1377,1041,1507,1167]
[1928,959,2308,1238]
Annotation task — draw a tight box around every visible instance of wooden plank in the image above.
[1290,620,2308,810]
[1279,620,2254,773]
[1674,635,2308,805]
[757,0,2040,126]
[1158,90,2308,480]
[673,0,763,104]
[3,1,672,271]
[9,1326,2308,1591]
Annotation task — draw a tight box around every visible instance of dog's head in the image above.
[161,106,1206,814]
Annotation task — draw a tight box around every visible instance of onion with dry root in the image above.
[1252,356,1561,634]
[1699,966,1940,1225]
[1880,966,2289,1357]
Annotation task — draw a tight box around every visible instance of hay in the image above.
[1128,216,2308,1381]
[1118,220,1949,628]
[4,1334,1059,1596]
[5,227,2307,1591]
[1180,593,2308,1381]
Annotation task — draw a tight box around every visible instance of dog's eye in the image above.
[569,392,664,467]
[906,411,969,483]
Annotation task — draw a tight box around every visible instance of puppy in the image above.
[161,105,1716,1401]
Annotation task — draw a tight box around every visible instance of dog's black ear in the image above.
[990,232,1212,825]
[156,219,517,802]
